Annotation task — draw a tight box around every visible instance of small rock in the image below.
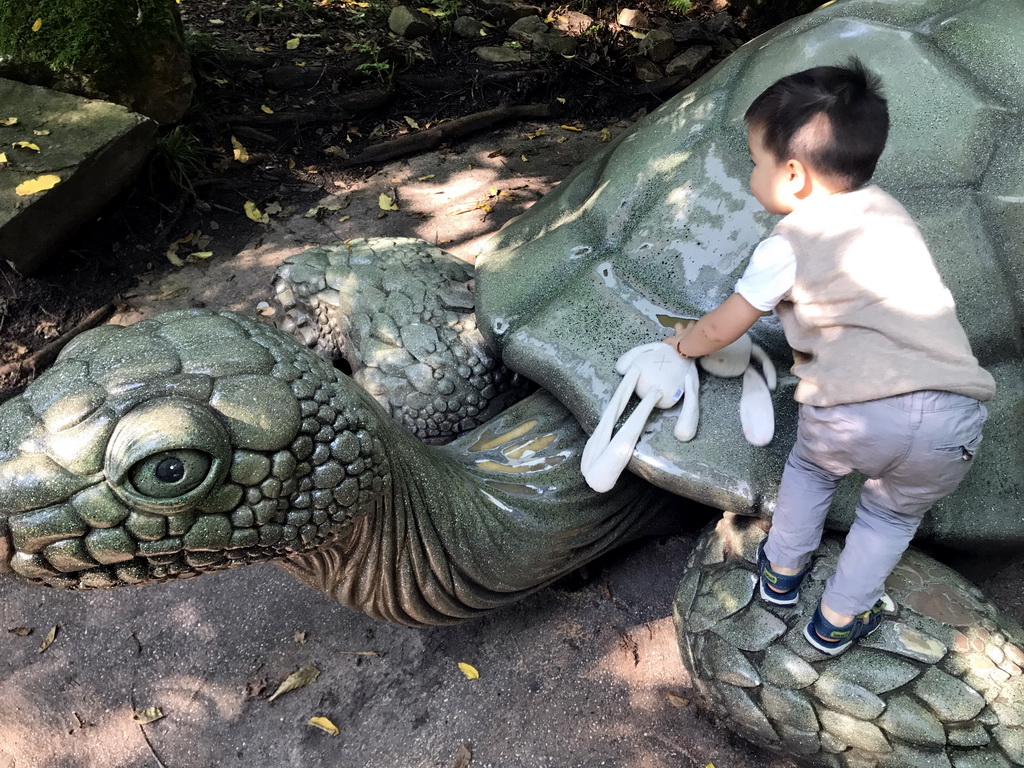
[533,33,576,56]
[508,15,549,42]
[665,45,714,78]
[706,10,734,35]
[670,19,706,44]
[453,16,488,39]
[473,46,533,64]
[634,59,663,83]
[617,8,649,29]
[388,6,435,38]
[551,10,593,35]
[475,0,542,25]
[638,29,676,63]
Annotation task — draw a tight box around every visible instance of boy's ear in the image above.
[786,158,814,198]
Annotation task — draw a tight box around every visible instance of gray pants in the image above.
[764,390,987,617]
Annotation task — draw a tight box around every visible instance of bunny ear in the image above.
[674,362,701,442]
[740,365,775,446]
[581,366,641,477]
[582,389,661,493]
[750,342,777,391]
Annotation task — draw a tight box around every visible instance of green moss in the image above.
[0,0,178,83]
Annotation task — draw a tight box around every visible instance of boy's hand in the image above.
[663,321,694,357]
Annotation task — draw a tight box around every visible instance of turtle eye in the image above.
[129,450,213,499]
[105,398,230,515]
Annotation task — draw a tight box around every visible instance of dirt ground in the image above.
[5,3,1024,767]
[0,0,795,397]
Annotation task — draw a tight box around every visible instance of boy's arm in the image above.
[664,292,763,358]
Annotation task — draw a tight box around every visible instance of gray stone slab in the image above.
[0,78,155,273]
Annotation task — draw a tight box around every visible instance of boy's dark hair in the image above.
[744,57,889,191]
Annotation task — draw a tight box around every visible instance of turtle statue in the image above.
[1,0,1023,765]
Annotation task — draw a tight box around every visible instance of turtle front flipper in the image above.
[676,514,1024,765]
[272,238,531,444]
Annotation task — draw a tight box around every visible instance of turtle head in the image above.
[0,309,382,590]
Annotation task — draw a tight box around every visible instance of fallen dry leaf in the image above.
[452,744,473,768]
[264,201,283,216]
[269,664,320,701]
[523,129,546,140]
[7,626,32,636]
[231,135,249,163]
[2,341,28,359]
[417,174,436,181]
[307,716,339,735]
[0,117,17,127]
[131,707,165,724]
[338,215,351,223]
[32,18,42,32]
[0,152,7,164]
[294,631,307,644]
[323,145,348,158]
[457,662,479,680]
[12,141,40,152]
[38,624,58,653]
[261,104,274,114]
[560,124,582,132]
[16,174,60,196]
[33,129,50,136]
[601,128,612,142]
[244,201,270,224]
[404,116,419,129]
[35,320,59,340]
[286,37,301,50]
[663,691,690,708]
[378,193,399,211]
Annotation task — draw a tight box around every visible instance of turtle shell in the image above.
[476,0,1024,554]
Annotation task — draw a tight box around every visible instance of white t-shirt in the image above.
[733,234,797,312]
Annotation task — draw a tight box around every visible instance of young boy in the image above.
[665,58,995,655]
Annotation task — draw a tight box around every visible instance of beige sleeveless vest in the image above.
[772,185,995,406]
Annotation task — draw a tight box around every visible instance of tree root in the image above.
[343,103,552,167]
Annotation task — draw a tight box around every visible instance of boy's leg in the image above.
[764,404,848,572]
[822,391,987,618]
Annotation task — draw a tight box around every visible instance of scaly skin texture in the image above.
[273,238,531,444]
[0,309,676,625]
[676,516,1024,766]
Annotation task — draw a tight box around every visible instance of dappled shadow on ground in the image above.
[0,530,799,768]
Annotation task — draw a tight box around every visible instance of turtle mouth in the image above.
[1,484,354,591]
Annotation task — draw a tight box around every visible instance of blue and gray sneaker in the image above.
[756,538,810,606]
[803,595,896,655]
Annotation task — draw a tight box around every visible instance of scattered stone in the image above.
[508,15,549,43]
[706,10,734,35]
[550,11,593,35]
[475,0,542,25]
[634,59,663,83]
[473,46,533,64]
[665,45,714,78]
[617,8,650,29]
[670,19,707,43]
[533,33,576,56]
[453,16,488,39]
[388,6,436,38]
[638,29,676,63]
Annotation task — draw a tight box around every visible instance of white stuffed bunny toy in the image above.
[581,335,775,493]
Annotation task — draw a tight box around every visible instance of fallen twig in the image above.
[343,103,552,167]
